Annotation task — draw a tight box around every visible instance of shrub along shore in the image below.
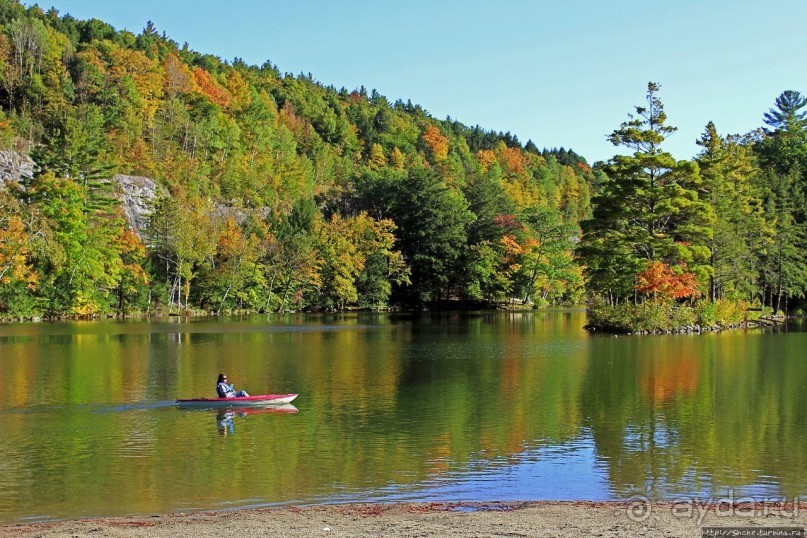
[0,299,788,334]
[584,299,780,335]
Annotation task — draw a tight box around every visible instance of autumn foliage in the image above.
[162,53,197,96]
[493,214,525,233]
[193,67,231,107]
[476,149,497,170]
[0,3,597,317]
[635,261,701,302]
[422,125,449,163]
[501,146,527,174]
[0,215,39,289]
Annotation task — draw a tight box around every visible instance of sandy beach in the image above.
[3,501,806,537]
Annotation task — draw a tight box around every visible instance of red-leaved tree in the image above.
[635,261,701,302]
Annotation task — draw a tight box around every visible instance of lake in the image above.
[0,310,805,523]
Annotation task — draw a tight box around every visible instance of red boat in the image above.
[176,393,298,408]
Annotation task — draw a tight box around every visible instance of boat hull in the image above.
[176,393,298,408]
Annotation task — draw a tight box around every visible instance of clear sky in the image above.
[31,0,807,163]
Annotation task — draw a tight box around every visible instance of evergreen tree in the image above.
[373,168,473,304]
[696,123,766,300]
[759,170,807,313]
[524,139,539,154]
[756,91,807,177]
[763,91,807,132]
[754,92,807,313]
[581,82,713,300]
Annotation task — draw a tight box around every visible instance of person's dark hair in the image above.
[217,373,227,383]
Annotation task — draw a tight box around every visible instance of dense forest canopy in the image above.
[0,0,593,317]
[0,1,805,320]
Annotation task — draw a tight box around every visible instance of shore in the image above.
[4,501,806,537]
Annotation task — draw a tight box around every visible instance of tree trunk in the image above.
[184,277,192,314]
[279,279,292,312]
[217,283,233,315]
[265,268,278,310]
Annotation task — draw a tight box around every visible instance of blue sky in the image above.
[34,0,807,163]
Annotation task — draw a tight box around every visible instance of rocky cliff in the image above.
[0,149,36,182]
[1,150,162,235]
[1,150,274,237]
[111,174,163,234]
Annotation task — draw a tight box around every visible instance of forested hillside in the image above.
[0,1,593,318]
[2,2,805,323]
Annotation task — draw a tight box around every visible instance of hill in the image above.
[0,1,594,318]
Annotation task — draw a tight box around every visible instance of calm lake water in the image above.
[0,310,806,523]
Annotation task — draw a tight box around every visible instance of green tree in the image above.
[696,123,767,301]
[517,206,581,304]
[369,167,473,304]
[756,91,807,176]
[759,170,807,314]
[263,198,323,312]
[462,162,514,246]
[763,90,807,132]
[462,241,509,302]
[32,104,118,212]
[24,172,124,316]
[147,193,217,312]
[753,91,807,312]
[312,211,408,311]
[581,82,713,301]
[202,218,261,314]
[274,233,321,312]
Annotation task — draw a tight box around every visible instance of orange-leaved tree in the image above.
[193,67,231,108]
[635,261,701,302]
[422,125,449,163]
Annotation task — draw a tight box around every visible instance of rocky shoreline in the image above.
[586,316,785,336]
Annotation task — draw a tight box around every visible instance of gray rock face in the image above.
[0,149,163,236]
[0,150,268,237]
[110,174,164,235]
[0,149,36,182]
[212,202,271,225]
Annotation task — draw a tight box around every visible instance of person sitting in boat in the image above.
[216,373,249,398]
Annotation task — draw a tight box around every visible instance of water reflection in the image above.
[217,410,235,435]
[0,312,805,523]
[177,406,301,435]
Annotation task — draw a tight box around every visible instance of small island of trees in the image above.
[583,83,807,332]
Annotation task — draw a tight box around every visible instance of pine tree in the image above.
[581,82,713,300]
[757,91,807,176]
[696,123,766,300]
[763,91,807,132]
[760,170,807,313]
